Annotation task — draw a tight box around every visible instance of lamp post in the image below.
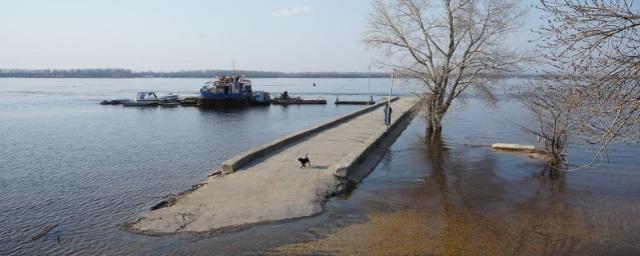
[386,69,395,133]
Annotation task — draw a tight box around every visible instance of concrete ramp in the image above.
[128,97,419,235]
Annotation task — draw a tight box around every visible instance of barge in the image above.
[271,91,326,105]
[198,76,270,106]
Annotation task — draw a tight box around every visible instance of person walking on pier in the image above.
[384,104,393,125]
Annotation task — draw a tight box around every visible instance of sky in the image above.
[0,0,542,72]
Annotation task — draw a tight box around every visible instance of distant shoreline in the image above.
[0,69,543,79]
[0,69,389,79]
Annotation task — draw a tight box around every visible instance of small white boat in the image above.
[123,92,160,106]
[159,93,179,102]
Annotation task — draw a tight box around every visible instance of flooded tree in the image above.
[523,0,640,167]
[517,80,577,165]
[364,0,526,140]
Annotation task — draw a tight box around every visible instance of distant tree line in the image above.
[0,68,538,79]
[0,69,391,78]
[0,69,136,78]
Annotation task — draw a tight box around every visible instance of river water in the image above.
[1,78,639,255]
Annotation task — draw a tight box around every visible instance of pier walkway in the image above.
[129,97,418,234]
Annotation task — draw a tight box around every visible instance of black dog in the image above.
[298,154,311,168]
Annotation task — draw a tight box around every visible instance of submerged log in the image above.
[31,223,58,241]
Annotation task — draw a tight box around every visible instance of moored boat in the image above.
[123,92,160,106]
[271,91,326,105]
[159,101,180,107]
[252,91,272,105]
[199,76,252,107]
[159,93,179,102]
[180,97,199,106]
[99,99,125,105]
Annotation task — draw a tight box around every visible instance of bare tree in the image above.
[364,0,525,140]
[518,80,577,165]
[527,0,640,166]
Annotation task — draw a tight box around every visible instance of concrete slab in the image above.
[128,97,418,235]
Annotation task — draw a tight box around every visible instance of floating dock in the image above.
[334,100,375,105]
[271,98,327,105]
[128,97,419,235]
[334,96,375,105]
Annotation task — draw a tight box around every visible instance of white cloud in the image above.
[271,6,311,18]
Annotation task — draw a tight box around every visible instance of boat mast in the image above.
[232,60,236,76]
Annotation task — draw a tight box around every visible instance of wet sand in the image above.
[270,185,640,255]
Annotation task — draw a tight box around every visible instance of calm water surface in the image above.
[1,78,639,255]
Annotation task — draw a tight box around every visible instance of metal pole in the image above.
[388,69,394,105]
[386,69,395,133]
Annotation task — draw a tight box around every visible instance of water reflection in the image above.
[2,78,638,255]
[270,120,640,255]
[424,137,576,255]
[0,78,366,255]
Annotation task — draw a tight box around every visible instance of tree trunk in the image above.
[548,135,566,166]
[426,115,443,142]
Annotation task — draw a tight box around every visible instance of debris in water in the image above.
[31,224,59,241]
[491,143,536,152]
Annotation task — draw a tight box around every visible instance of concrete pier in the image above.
[128,97,419,235]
